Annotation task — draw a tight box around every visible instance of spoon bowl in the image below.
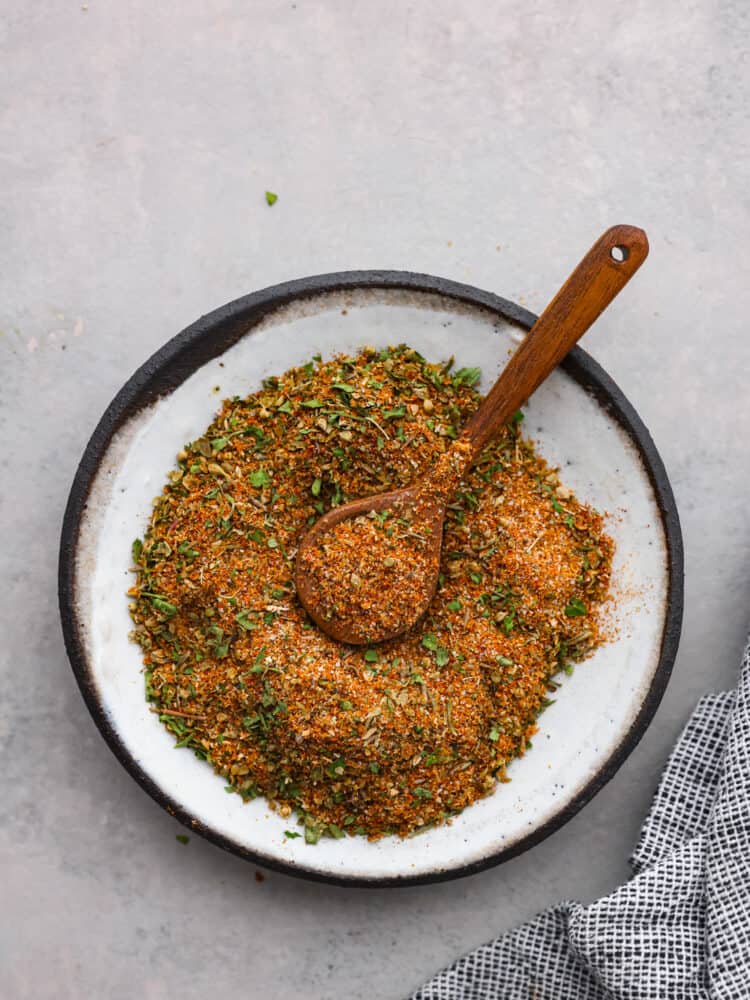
[295,482,444,644]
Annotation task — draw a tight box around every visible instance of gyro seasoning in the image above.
[129,345,613,842]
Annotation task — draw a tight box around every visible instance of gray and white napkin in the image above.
[412,638,750,999]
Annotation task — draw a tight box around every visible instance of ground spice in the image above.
[128,344,614,842]
[298,506,440,643]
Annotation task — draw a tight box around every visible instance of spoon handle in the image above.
[461,224,649,457]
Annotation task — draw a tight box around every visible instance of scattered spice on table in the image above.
[129,345,614,842]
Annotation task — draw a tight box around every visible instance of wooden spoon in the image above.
[295,225,649,645]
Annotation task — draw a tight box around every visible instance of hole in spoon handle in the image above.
[600,224,648,272]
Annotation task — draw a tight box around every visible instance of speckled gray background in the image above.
[2,2,749,998]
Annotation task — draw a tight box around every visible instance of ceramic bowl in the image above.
[59,272,683,886]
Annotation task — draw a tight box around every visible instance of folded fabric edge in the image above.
[630,690,735,875]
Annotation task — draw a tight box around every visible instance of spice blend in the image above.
[129,345,614,842]
[297,504,441,643]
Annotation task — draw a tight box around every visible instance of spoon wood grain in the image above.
[295,225,649,644]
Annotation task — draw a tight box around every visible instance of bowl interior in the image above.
[69,284,675,883]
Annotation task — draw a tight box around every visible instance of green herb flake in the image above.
[236,609,257,632]
[311,477,322,497]
[175,834,189,845]
[178,541,199,560]
[304,825,322,845]
[536,696,556,717]
[382,406,406,419]
[248,646,268,673]
[452,366,482,387]
[249,468,271,489]
[150,596,177,617]
[364,649,379,663]
[284,830,302,839]
[564,597,588,618]
[265,190,278,206]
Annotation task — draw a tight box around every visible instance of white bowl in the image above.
[59,273,683,886]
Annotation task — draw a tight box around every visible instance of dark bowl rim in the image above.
[58,270,684,887]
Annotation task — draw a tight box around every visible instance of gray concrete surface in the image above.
[2,2,749,997]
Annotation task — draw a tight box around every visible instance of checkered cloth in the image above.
[412,638,750,999]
